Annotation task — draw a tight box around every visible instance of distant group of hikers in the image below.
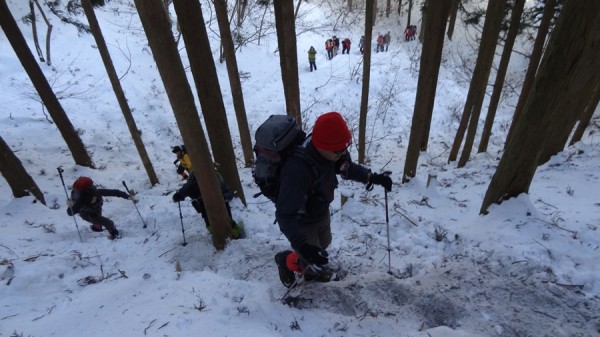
[307,27,417,71]
[64,112,392,289]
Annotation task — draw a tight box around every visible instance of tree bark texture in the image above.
[480,0,600,214]
[82,0,159,186]
[446,0,459,41]
[134,0,232,249]
[0,136,46,205]
[0,0,94,168]
[273,0,302,126]
[569,82,600,146]
[402,0,450,182]
[504,0,555,148]
[358,0,374,164]
[173,0,246,206]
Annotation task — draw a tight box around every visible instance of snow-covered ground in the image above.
[1,1,599,336]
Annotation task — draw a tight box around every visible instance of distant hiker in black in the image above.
[66,176,130,240]
[274,112,393,287]
[172,173,243,239]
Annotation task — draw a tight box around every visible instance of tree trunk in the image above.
[397,0,401,17]
[481,0,600,214]
[418,0,426,42]
[134,0,232,249]
[81,0,159,186]
[372,0,378,26]
[213,0,254,167]
[0,0,94,168]
[448,0,505,167]
[478,0,525,154]
[407,0,412,26]
[0,136,46,205]
[274,0,302,125]
[173,0,246,206]
[236,0,248,28]
[386,0,391,18]
[358,0,375,164]
[403,0,450,182]
[569,82,600,145]
[446,0,459,40]
[504,0,555,148]
[538,45,600,164]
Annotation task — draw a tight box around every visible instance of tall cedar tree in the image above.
[213,0,254,167]
[504,0,555,147]
[402,0,450,182]
[358,0,374,164]
[569,83,600,146]
[81,0,159,186]
[173,0,246,206]
[274,0,302,126]
[0,136,46,205]
[448,0,506,168]
[134,0,233,249]
[478,0,525,153]
[481,0,600,214]
[0,0,94,168]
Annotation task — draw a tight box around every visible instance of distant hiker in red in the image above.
[274,112,393,288]
[325,39,334,60]
[405,25,416,41]
[376,34,385,52]
[342,38,351,54]
[66,176,131,240]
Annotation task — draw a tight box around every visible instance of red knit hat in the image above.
[311,112,352,151]
[73,176,93,191]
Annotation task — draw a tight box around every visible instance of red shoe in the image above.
[90,224,103,232]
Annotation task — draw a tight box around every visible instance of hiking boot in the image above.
[108,229,121,240]
[90,224,103,232]
[304,265,337,283]
[275,250,296,288]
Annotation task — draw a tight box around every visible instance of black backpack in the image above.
[252,115,317,203]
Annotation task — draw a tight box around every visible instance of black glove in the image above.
[368,173,392,192]
[172,192,185,202]
[173,159,180,165]
[298,244,329,266]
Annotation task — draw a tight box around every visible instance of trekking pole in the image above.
[121,181,147,228]
[57,167,83,243]
[384,185,392,275]
[178,201,187,246]
[381,170,393,275]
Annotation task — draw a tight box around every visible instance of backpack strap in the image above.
[288,147,322,195]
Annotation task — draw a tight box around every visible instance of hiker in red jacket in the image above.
[66,176,131,240]
[342,38,351,54]
[325,39,334,60]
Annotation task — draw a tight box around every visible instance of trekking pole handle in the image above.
[122,180,131,194]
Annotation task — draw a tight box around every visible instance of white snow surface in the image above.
[1,1,599,337]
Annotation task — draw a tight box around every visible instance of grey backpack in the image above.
[252,115,312,202]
